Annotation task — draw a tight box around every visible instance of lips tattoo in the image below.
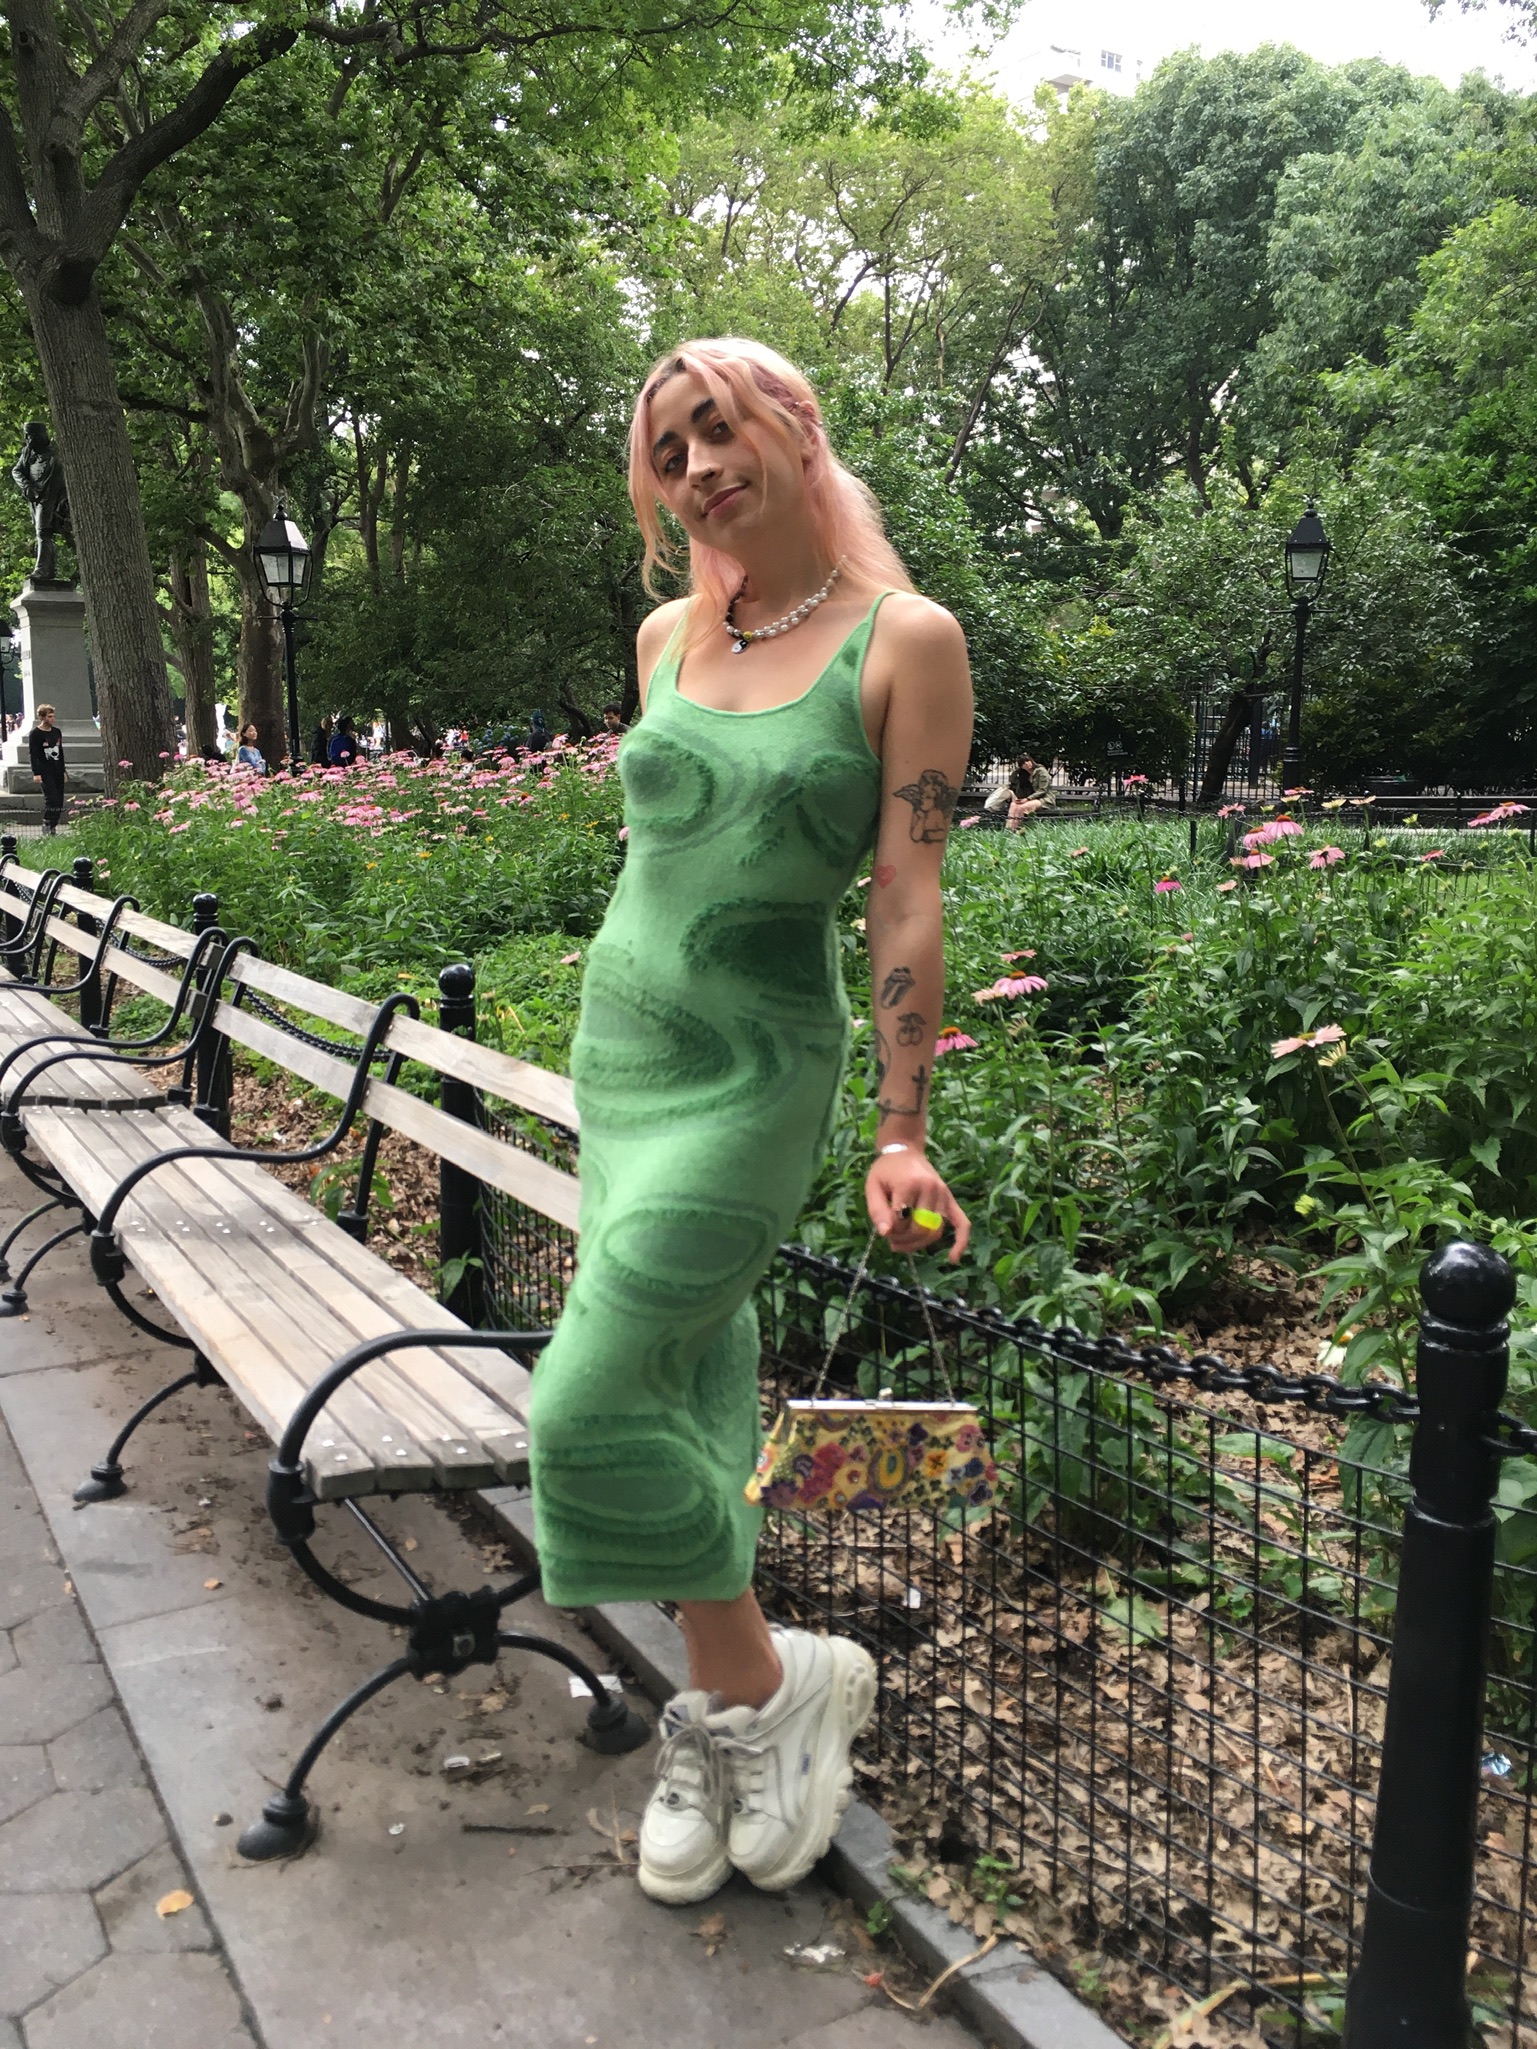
[880,965,915,1009]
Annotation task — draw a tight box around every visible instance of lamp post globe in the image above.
[1282,502,1330,796]
[253,501,312,770]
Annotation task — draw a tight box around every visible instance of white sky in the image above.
[914,0,1537,98]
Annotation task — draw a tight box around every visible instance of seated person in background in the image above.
[327,715,362,767]
[983,751,1054,830]
[234,722,266,774]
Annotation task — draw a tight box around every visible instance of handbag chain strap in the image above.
[810,1228,958,1404]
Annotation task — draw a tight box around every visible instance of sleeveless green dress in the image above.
[528,595,889,1607]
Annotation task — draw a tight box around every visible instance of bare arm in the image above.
[862,598,974,1262]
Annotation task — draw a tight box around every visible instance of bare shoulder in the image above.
[637,596,689,661]
[636,597,690,704]
[878,590,968,662]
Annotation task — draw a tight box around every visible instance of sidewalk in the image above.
[0,1152,982,2049]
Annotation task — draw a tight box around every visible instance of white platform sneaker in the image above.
[712,1628,877,1893]
[637,1690,732,1904]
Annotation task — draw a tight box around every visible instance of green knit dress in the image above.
[528,595,888,1607]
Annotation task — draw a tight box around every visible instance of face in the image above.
[647,368,808,555]
[242,725,257,744]
[38,710,54,728]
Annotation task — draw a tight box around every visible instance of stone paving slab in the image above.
[0,1405,255,2049]
[0,1156,985,2049]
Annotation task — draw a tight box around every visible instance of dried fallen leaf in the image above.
[527,1802,551,1815]
[693,1911,729,1956]
[203,1579,222,1591]
[402,1536,418,1552]
[156,1890,194,1918]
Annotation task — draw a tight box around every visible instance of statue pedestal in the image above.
[1,582,104,794]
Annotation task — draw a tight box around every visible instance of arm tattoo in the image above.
[879,965,915,1009]
[893,768,960,844]
[872,1030,890,1091]
[896,1010,925,1047]
[878,1064,929,1119]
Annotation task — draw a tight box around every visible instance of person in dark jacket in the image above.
[28,703,66,833]
[310,715,333,766]
[327,715,361,767]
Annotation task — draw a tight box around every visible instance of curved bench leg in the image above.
[0,1217,84,1318]
[497,1630,652,1755]
[73,1354,220,1504]
[0,1191,72,1282]
[238,1658,414,1861]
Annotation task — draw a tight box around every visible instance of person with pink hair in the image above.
[527,336,974,1908]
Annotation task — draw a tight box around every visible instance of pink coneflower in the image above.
[1153,877,1181,894]
[1001,949,1037,962]
[974,974,1048,1002]
[1216,879,1240,893]
[935,1030,979,1056]
[1123,773,1149,788]
[1271,1023,1346,1059]
[560,952,580,965]
[1233,852,1274,870]
[959,814,984,828]
[1070,847,1089,858]
[1469,802,1529,827]
[1309,846,1346,869]
[1421,850,1445,862]
[1282,786,1314,798]
[1217,803,1246,819]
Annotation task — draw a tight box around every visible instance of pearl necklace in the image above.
[723,559,844,655]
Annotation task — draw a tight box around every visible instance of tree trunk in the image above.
[235,561,284,766]
[22,281,175,786]
[168,539,218,758]
[1198,684,1266,805]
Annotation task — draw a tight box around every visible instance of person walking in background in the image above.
[28,702,66,833]
[310,715,333,766]
[327,715,361,767]
[234,722,266,774]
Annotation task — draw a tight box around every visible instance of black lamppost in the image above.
[253,500,312,770]
[1282,501,1331,794]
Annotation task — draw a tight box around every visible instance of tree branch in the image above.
[0,102,45,276]
[49,0,173,152]
[46,21,300,304]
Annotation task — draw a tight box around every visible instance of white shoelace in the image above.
[713,1730,769,1817]
[654,1712,727,1816]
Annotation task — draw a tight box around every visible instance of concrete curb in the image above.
[477,1486,1128,2049]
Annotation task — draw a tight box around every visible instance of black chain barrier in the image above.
[777,1243,1429,1430]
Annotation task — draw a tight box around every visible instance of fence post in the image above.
[437,962,486,1327]
[189,891,231,1133]
[0,830,18,946]
[1343,1239,1516,2049]
[69,855,103,1032]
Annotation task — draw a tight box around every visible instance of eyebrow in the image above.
[651,395,720,461]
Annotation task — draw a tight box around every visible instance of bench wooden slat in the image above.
[20,1106,382,1498]
[208,997,582,1230]
[21,1099,532,1497]
[386,1013,579,1130]
[228,953,381,1037]
[151,1149,516,1489]
[54,884,199,958]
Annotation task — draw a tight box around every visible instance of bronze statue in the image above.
[11,421,73,584]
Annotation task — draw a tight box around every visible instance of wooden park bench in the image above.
[0,848,647,1860]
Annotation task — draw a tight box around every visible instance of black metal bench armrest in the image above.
[0,921,230,1112]
[85,986,420,1277]
[0,867,64,970]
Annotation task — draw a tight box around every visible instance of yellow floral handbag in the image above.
[746,1236,998,1518]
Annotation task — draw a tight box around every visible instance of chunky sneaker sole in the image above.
[637,1831,731,1905]
[729,1635,877,1893]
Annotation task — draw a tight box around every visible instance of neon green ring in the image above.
[912,1207,943,1231]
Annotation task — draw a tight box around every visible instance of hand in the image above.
[864,1150,970,1265]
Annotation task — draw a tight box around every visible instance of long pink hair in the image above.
[627,337,913,648]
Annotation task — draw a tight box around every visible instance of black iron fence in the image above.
[478,1164,1537,2045]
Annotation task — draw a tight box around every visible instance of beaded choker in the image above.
[723,559,844,654]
